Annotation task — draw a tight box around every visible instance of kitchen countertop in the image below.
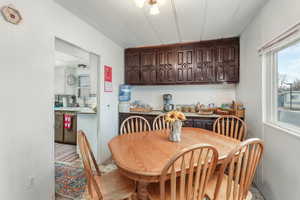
[119,110,221,118]
[54,107,97,114]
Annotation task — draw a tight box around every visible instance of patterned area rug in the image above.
[55,161,117,200]
[55,162,87,199]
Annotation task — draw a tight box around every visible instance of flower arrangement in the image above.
[165,110,186,123]
[165,111,186,142]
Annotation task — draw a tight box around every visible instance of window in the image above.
[263,31,300,133]
[277,41,300,129]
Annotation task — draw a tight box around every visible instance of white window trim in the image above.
[262,28,300,136]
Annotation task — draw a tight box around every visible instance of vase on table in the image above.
[169,120,183,142]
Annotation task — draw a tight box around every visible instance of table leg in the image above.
[137,182,149,200]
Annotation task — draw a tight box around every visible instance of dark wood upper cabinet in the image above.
[194,43,215,83]
[125,51,140,84]
[156,48,176,84]
[215,39,239,83]
[176,45,194,83]
[124,37,239,85]
[140,49,157,84]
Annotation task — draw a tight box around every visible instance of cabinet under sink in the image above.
[55,111,77,145]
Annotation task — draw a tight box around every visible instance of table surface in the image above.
[109,127,240,181]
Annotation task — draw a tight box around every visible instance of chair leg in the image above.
[126,196,132,200]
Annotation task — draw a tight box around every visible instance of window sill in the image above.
[263,121,300,140]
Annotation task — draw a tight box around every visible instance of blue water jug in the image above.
[119,85,131,102]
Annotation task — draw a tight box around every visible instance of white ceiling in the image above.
[55,51,89,67]
[54,0,268,48]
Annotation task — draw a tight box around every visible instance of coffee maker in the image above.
[163,94,174,112]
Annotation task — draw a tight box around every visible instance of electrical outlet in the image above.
[26,176,35,189]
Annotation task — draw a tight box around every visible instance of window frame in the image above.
[262,31,300,135]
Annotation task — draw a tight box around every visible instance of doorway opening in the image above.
[54,38,100,199]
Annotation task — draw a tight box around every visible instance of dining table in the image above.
[108,127,241,200]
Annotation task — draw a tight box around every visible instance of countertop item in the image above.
[119,110,220,118]
[109,127,240,199]
[54,107,96,114]
[119,102,130,112]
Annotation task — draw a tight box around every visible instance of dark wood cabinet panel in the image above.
[156,48,176,83]
[194,119,214,131]
[140,50,157,84]
[125,52,140,84]
[176,46,194,83]
[194,46,215,83]
[55,111,77,145]
[216,64,226,82]
[182,118,194,127]
[124,37,239,85]
[215,40,239,83]
[55,111,64,143]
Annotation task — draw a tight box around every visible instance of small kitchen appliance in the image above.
[163,94,174,112]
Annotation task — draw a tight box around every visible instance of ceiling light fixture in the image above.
[149,1,159,15]
[134,0,146,8]
[135,0,163,15]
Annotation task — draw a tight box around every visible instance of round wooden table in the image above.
[109,127,240,200]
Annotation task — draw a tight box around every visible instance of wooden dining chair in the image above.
[205,138,264,200]
[78,131,136,200]
[147,144,219,200]
[152,114,171,130]
[120,116,151,135]
[213,115,247,141]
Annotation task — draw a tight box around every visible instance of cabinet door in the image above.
[125,52,140,84]
[182,118,194,127]
[143,115,156,127]
[55,111,64,143]
[215,44,239,83]
[140,50,157,84]
[63,113,77,145]
[194,46,215,83]
[194,119,215,131]
[176,46,194,83]
[204,120,214,131]
[156,49,176,83]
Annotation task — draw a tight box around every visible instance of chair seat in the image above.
[85,169,136,200]
[205,174,252,200]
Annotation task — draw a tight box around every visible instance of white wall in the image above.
[132,84,236,109]
[54,66,65,94]
[0,0,123,199]
[236,0,300,199]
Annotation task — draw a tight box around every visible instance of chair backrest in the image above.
[160,144,219,200]
[78,130,102,199]
[152,114,171,130]
[120,116,151,135]
[213,138,264,200]
[213,115,247,141]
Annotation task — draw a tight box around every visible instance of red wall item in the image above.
[104,65,113,92]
